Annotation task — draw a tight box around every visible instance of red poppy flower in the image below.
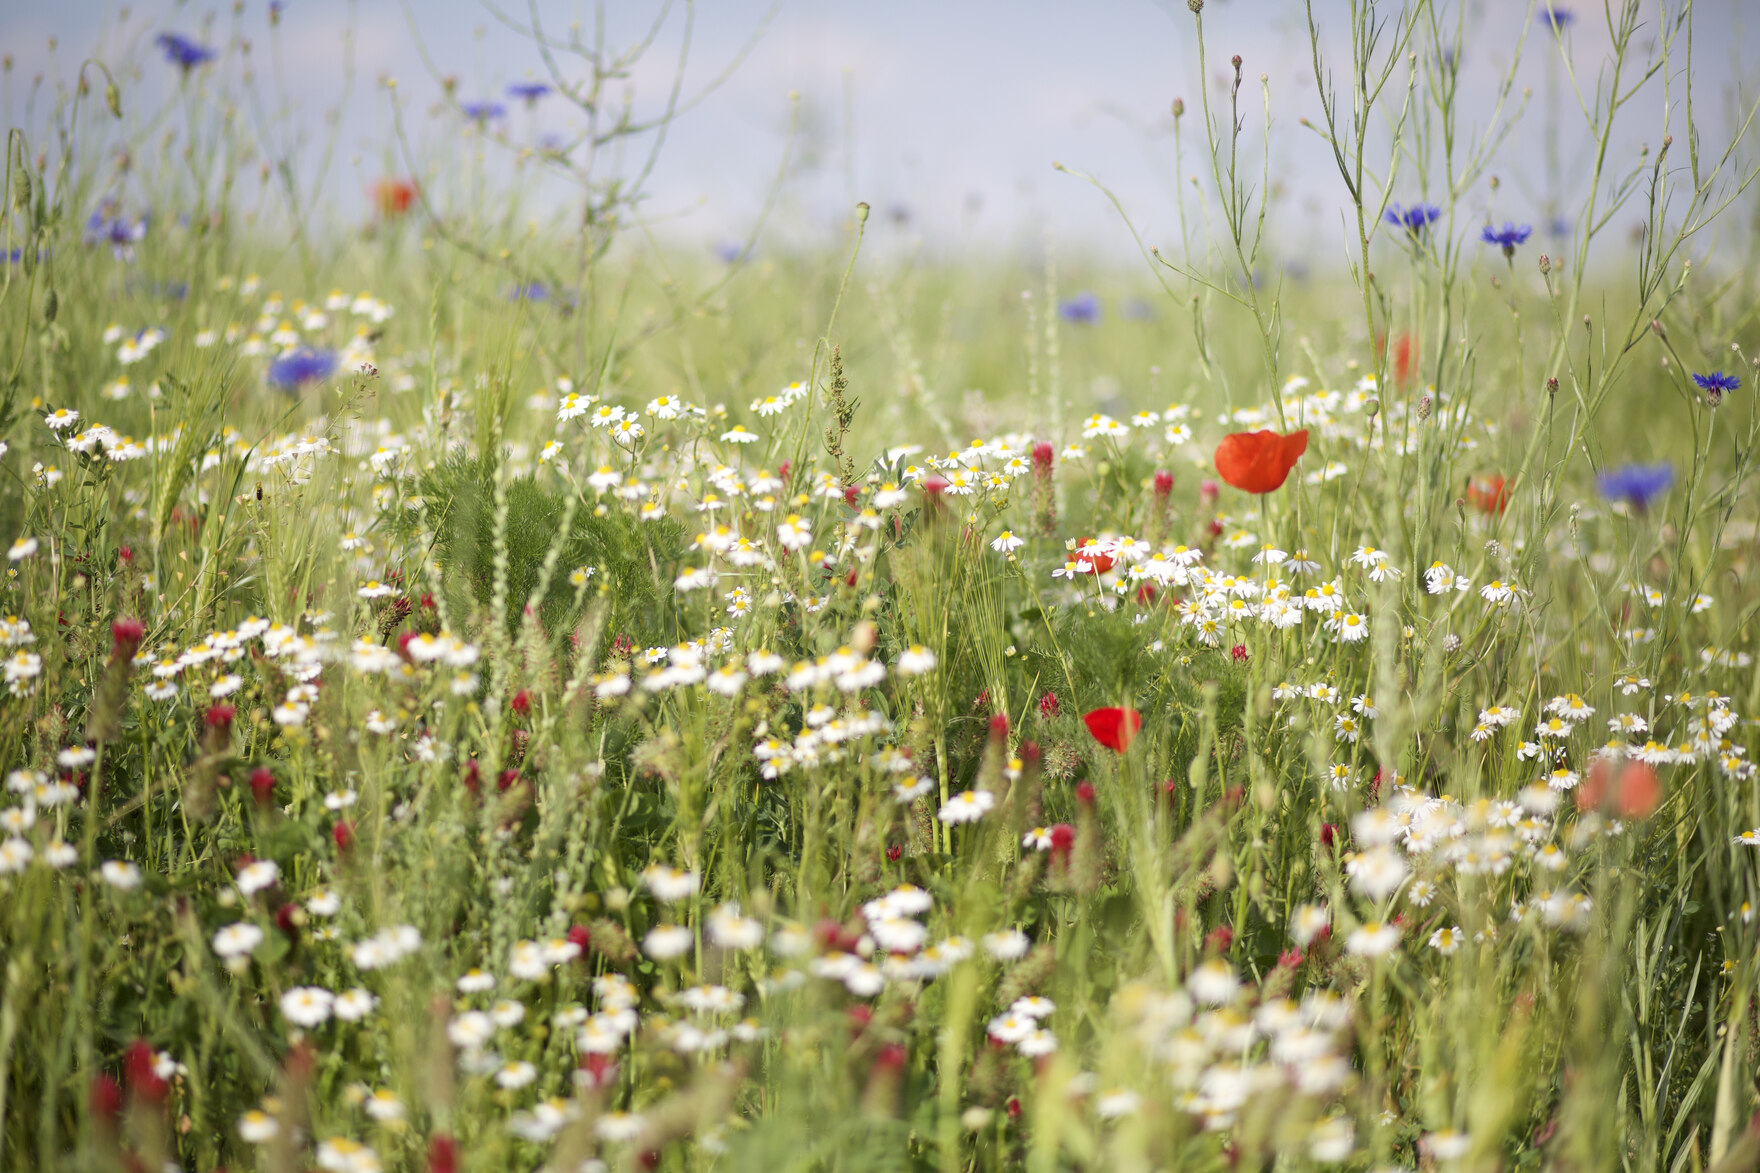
[1083,706,1142,751]
[372,177,417,217]
[1073,539,1115,575]
[1466,474,1510,515]
[1213,429,1309,494]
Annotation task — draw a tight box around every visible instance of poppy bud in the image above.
[249,767,275,806]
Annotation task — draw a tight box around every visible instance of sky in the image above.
[3,0,1756,265]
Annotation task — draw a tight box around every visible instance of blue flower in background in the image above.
[506,283,550,302]
[85,206,149,259]
[267,348,338,391]
[1384,203,1441,234]
[461,101,507,123]
[1481,222,1532,254]
[1691,371,1740,394]
[1542,6,1574,31]
[714,241,746,264]
[1597,462,1673,511]
[506,82,552,104]
[156,33,216,71]
[1058,292,1100,325]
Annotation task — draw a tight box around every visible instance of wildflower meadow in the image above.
[4,1,1760,1170]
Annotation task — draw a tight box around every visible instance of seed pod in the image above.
[106,82,122,118]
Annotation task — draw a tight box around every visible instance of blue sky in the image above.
[4,0,1755,263]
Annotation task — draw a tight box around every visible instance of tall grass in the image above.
[1,1,1759,1171]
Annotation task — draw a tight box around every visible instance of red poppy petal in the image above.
[1082,707,1143,752]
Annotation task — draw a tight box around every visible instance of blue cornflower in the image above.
[1542,6,1574,31]
[1692,371,1741,395]
[460,101,507,122]
[267,348,338,391]
[506,283,550,302]
[1597,462,1673,511]
[714,241,745,264]
[506,82,551,103]
[1481,222,1532,255]
[1385,203,1442,234]
[84,207,148,259]
[1058,292,1101,325]
[156,33,216,71]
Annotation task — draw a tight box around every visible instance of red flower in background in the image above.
[1083,707,1142,752]
[1073,539,1115,575]
[372,177,417,217]
[1467,474,1510,515]
[1213,429,1309,494]
[1393,331,1418,390]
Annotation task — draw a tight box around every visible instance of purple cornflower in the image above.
[460,100,507,122]
[1692,371,1740,404]
[155,33,216,71]
[1597,463,1673,511]
[85,207,148,259]
[267,348,338,391]
[506,82,551,103]
[1385,203,1442,234]
[1058,292,1101,325]
[1692,371,1740,393]
[1542,6,1574,31]
[1481,222,1532,255]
